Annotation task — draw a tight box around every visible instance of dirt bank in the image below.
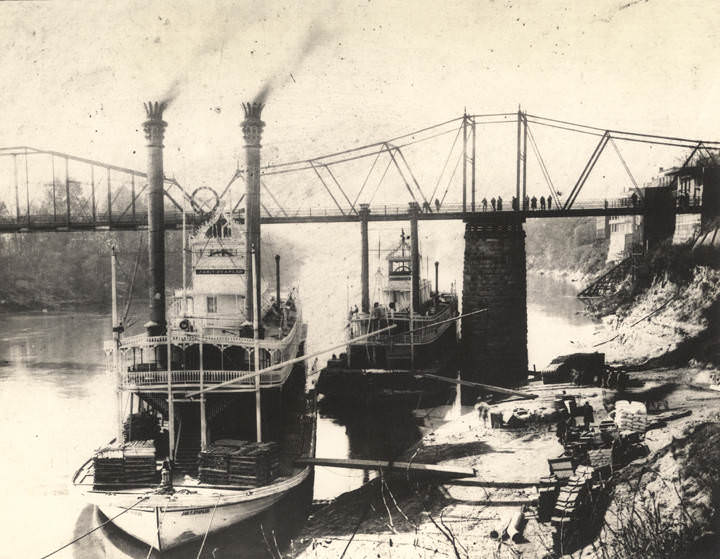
[289,371,720,559]
[598,267,720,368]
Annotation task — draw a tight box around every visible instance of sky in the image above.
[0,0,719,207]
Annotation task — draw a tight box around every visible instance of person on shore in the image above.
[491,197,497,211]
[540,196,546,210]
[482,198,488,211]
[582,402,594,427]
[497,196,503,211]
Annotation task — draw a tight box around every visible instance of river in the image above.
[0,262,608,558]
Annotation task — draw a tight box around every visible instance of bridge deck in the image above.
[0,201,702,232]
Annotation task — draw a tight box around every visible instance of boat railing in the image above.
[112,312,300,352]
[121,368,286,388]
[349,305,453,343]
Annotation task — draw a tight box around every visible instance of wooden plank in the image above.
[294,457,475,478]
[415,373,538,399]
[441,479,539,488]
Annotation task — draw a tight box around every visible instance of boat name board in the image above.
[196,269,245,275]
[181,507,211,516]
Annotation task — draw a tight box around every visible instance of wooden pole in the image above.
[65,157,70,228]
[51,156,57,224]
[416,372,538,400]
[186,324,398,398]
[111,246,124,443]
[252,247,262,443]
[182,205,187,315]
[13,155,19,222]
[91,165,96,225]
[24,149,30,223]
[167,327,175,462]
[199,335,207,450]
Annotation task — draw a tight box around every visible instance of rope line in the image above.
[39,495,151,559]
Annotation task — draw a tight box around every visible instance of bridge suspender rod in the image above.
[232,192,246,214]
[352,149,382,209]
[429,121,462,205]
[24,149,30,223]
[131,174,135,222]
[368,155,393,206]
[186,324,398,398]
[91,165,96,224]
[527,123,561,207]
[262,180,289,217]
[51,155,57,223]
[516,108,522,204]
[310,160,346,215]
[107,169,112,226]
[563,131,609,210]
[462,112,468,212]
[522,111,528,203]
[13,155,19,222]
[439,150,463,207]
[65,157,71,228]
[471,116,476,212]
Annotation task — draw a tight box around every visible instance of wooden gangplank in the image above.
[416,372,538,400]
[295,457,475,478]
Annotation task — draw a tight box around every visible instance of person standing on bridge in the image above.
[512,196,518,211]
[547,195,553,210]
[497,196,503,211]
[491,197,496,211]
[531,196,537,210]
[540,196,546,210]
[524,195,529,210]
[482,197,488,211]
[435,198,441,212]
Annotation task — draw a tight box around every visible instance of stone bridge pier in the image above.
[461,214,528,403]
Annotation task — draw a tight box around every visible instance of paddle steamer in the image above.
[72,101,315,551]
[318,222,460,405]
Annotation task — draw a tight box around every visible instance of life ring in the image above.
[179,319,190,331]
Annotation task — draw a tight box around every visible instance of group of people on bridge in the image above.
[479,194,557,212]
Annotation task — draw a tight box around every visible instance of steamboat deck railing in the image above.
[121,368,286,389]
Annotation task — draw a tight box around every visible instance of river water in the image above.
[0,257,608,558]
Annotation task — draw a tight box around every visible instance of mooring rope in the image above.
[195,496,221,559]
[39,495,151,559]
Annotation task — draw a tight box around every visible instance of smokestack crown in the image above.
[242,102,265,147]
[143,101,167,147]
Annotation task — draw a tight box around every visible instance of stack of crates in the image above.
[198,440,281,487]
[551,467,594,554]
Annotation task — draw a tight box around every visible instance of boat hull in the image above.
[85,467,311,551]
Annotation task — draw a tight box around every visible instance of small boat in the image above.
[318,230,459,404]
[73,101,316,551]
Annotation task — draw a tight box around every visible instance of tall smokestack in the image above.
[242,102,265,327]
[143,101,167,336]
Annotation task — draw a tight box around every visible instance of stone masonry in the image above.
[461,214,528,400]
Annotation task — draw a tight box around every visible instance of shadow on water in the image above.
[74,475,314,559]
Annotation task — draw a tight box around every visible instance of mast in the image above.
[111,246,123,443]
[167,326,174,462]
[252,247,262,443]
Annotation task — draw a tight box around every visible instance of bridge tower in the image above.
[461,213,527,401]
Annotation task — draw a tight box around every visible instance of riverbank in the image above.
[290,371,720,558]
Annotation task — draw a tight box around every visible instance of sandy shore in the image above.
[288,369,720,558]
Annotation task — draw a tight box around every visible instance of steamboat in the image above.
[72,101,315,551]
[318,213,460,405]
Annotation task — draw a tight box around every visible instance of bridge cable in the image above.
[439,151,463,207]
[526,123,561,207]
[368,155,394,206]
[429,121,463,204]
[351,149,382,209]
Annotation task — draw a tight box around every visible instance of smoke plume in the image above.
[254,23,329,104]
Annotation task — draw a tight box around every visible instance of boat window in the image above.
[206,296,217,313]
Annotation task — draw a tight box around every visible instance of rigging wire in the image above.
[39,495,151,559]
